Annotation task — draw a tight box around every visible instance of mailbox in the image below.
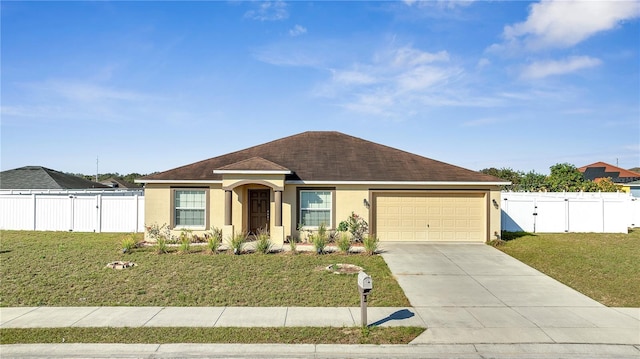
[358,271,373,293]
[357,271,372,327]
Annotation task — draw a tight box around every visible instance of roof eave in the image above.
[135,179,510,186]
[213,170,292,175]
[285,180,512,186]
[135,179,222,184]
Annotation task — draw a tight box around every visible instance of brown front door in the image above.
[249,189,270,234]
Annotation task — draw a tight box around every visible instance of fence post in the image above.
[69,195,75,232]
[32,193,37,231]
[601,197,605,233]
[96,195,102,233]
[564,198,569,232]
[134,194,139,233]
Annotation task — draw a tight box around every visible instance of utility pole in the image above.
[96,156,99,182]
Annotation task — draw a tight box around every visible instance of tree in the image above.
[483,163,621,193]
[581,177,622,192]
[480,167,522,190]
[518,170,546,192]
[544,163,586,192]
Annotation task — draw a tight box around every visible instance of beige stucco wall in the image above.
[488,189,502,241]
[143,183,223,240]
[335,185,371,226]
[143,182,503,243]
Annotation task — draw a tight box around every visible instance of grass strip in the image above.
[0,327,425,345]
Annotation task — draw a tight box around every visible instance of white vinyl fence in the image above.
[2,190,638,234]
[501,192,639,234]
[0,190,144,233]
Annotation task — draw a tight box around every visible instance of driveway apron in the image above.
[380,242,640,345]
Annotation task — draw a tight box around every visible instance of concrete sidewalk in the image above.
[0,306,422,329]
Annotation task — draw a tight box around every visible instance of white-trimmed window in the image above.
[300,190,332,228]
[174,189,206,228]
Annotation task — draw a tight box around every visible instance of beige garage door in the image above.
[374,193,486,242]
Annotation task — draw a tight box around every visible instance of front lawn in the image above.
[495,230,640,307]
[0,231,409,307]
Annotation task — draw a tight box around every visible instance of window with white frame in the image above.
[174,189,206,228]
[299,190,332,228]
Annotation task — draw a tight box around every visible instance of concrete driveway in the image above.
[380,242,640,345]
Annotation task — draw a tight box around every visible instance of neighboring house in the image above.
[0,166,108,190]
[578,162,640,187]
[626,180,640,198]
[138,131,508,244]
[100,177,139,189]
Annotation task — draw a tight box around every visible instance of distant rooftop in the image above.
[0,166,109,189]
[579,162,640,184]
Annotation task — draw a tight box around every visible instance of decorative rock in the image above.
[106,261,136,270]
[325,263,363,274]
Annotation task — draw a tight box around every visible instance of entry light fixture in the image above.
[363,199,370,209]
[492,199,499,209]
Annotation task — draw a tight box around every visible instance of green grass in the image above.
[0,327,425,345]
[496,230,640,307]
[0,231,409,307]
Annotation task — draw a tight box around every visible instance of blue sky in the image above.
[2,1,639,176]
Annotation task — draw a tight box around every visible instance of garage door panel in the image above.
[376,193,485,242]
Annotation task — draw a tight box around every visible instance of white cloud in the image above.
[396,65,454,92]
[324,46,463,116]
[244,1,288,21]
[502,0,640,50]
[257,41,515,117]
[520,56,602,79]
[3,79,159,124]
[289,24,307,37]
[331,70,377,86]
[390,48,449,67]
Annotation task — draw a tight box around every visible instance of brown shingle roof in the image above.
[141,131,504,183]
[215,157,291,172]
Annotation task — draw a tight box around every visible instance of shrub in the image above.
[311,223,328,254]
[146,223,174,253]
[226,232,247,255]
[120,233,139,254]
[336,231,351,254]
[155,235,168,254]
[338,212,369,242]
[178,229,192,254]
[488,239,506,247]
[288,236,299,254]
[362,234,379,255]
[206,227,222,254]
[255,227,272,254]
